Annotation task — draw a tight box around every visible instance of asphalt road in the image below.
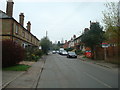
[37,54,118,88]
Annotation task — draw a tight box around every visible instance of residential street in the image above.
[37,54,118,88]
[1,0,120,89]
[3,54,118,88]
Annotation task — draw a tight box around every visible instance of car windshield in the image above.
[68,52,76,55]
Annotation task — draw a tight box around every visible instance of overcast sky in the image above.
[0,0,119,43]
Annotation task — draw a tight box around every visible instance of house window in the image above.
[15,25,18,34]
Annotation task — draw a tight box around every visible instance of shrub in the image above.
[25,46,43,61]
[75,50,83,55]
[65,48,74,52]
[2,40,25,67]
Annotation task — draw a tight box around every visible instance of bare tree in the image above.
[102,1,120,45]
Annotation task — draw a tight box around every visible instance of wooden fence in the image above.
[95,46,120,64]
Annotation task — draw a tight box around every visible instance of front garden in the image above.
[2,39,43,71]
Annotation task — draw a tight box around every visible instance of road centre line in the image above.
[84,72,112,88]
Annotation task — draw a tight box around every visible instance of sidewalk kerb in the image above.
[95,63,111,69]
[2,71,25,88]
[78,56,116,69]
[32,58,46,88]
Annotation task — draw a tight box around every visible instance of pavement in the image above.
[1,56,46,89]
[78,55,119,69]
[1,55,119,88]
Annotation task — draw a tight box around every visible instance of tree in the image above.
[81,22,105,58]
[102,2,120,45]
[40,37,51,54]
[52,44,60,50]
[57,41,61,47]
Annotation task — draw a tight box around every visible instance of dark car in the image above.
[67,52,77,58]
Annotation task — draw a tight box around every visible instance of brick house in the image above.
[0,0,39,48]
[63,40,69,49]
[74,35,84,50]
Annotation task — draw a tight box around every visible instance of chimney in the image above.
[19,13,24,26]
[90,20,91,26]
[84,28,89,33]
[73,35,76,39]
[6,0,14,17]
[27,21,31,32]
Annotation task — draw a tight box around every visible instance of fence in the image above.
[95,46,120,64]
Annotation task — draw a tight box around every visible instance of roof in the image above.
[0,10,39,41]
[0,10,12,19]
[74,35,82,41]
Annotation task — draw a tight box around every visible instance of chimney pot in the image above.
[7,0,13,2]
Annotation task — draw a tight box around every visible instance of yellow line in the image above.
[84,72,112,88]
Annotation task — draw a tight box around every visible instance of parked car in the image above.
[60,50,68,55]
[56,50,60,54]
[58,50,62,55]
[67,52,77,58]
[52,50,56,54]
[59,50,64,55]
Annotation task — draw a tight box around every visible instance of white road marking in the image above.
[84,72,112,88]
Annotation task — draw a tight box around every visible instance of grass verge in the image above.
[2,64,31,71]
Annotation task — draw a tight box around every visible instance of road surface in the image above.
[37,54,118,88]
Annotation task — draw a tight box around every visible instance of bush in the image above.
[75,50,83,55]
[25,46,43,61]
[65,48,74,52]
[2,40,25,67]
